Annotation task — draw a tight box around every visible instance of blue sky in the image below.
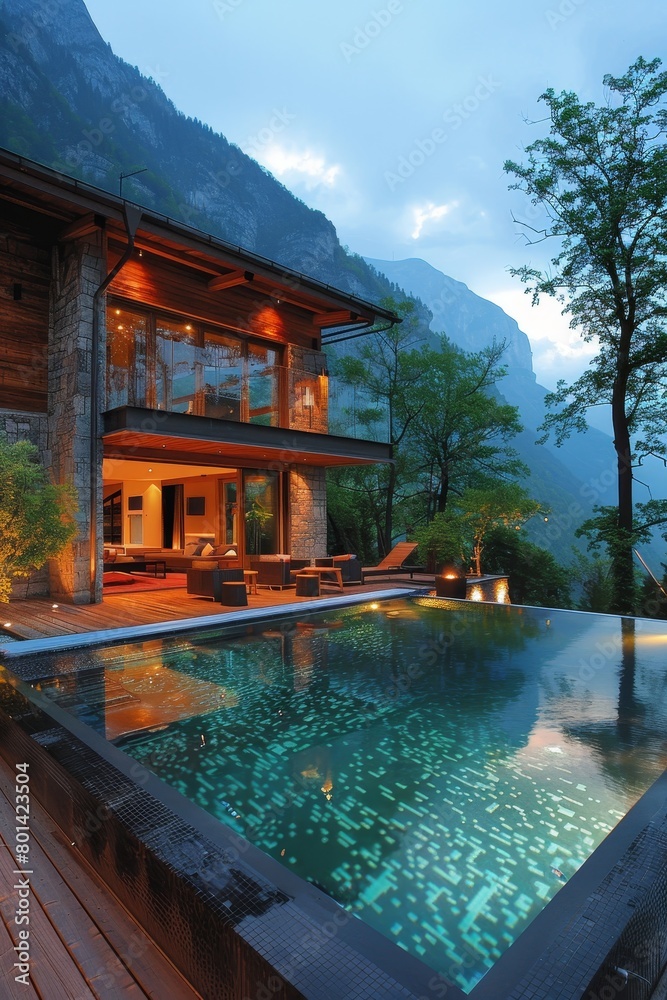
[83,0,665,390]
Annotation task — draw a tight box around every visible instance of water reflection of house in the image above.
[0,149,395,603]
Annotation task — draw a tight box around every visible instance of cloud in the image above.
[411,201,457,240]
[253,145,341,189]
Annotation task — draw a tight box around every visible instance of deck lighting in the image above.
[470,587,483,602]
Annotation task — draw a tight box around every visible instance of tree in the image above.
[505,57,667,614]
[456,482,545,577]
[407,339,526,516]
[330,298,427,555]
[482,526,571,608]
[0,436,77,601]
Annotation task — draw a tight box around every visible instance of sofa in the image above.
[135,541,240,571]
[249,554,310,589]
[315,554,362,585]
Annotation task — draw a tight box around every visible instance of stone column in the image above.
[288,467,327,560]
[48,235,106,604]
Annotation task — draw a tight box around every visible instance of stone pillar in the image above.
[48,236,106,604]
[289,467,327,560]
[0,411,50,599]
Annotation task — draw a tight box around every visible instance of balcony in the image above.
[106,365,390,443]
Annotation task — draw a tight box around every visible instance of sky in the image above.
[83,0,666,393]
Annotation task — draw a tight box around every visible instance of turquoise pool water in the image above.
[34,599,667,992]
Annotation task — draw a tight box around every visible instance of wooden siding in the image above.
[0,206,51,412]
[107,248,320,349]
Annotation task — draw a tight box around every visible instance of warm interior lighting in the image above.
[52,604,59,610]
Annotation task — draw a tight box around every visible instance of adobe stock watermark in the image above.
[340,1,404,63]
[244,108,297,160]
[545,0,588,31]
[385,75,501,190]
[213,0,246,18]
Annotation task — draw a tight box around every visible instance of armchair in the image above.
[315,555,362,585]
[250,555,310,589]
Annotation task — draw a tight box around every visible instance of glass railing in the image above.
[327,377,390,443]
[106,365,390,442]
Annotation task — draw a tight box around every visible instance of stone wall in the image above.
[48,235,106,604]
[0,410,51,599]
[288,466,327,559]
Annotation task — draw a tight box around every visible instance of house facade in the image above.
[0,150,394,603]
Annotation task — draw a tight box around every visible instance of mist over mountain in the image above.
[0,0,640,565]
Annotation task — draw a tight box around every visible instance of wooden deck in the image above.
[0,576,430,642]
[0,755,201,999]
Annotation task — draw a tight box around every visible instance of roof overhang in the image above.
[102,407,393,468]
[0,149,399,333]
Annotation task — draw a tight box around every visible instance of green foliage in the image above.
[331,301,525,557]
[407,338,525,516]
[570,552,615,613]
[454,482,545,576]
[505,56,667,613]
[482,526,571,608]
[0,437,77,601]
[414,513,467,573]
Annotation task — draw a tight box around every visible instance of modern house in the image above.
[0,149,395,603]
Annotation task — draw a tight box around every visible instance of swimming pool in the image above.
[28,598,667,992]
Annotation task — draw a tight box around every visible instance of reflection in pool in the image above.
[33,599,667,992]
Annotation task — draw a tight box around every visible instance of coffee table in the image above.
[297,566,343,591]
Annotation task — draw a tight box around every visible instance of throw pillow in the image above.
[184,542,198,556]
[201,542,214,556]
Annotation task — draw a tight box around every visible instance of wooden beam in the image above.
[59,212,105,242]
[312,309,359,328]
[208,269,254,292]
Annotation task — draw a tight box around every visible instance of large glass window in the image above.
[106,307,147,408]
[156,317,198,413]
[247,341,279,426]
[243,471,280,555]
[106,302,283,423]
[202,333,243,420]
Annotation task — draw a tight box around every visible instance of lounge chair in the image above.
[361,542,424,583]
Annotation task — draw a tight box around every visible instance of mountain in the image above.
[0,0,396,301]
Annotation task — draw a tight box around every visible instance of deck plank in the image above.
[0,576,424,642]
[0,760,200,999]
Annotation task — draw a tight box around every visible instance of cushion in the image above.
[184,542,198,556]
[193,543,206,555]
[223,547,237,557]
[200,542,214,556]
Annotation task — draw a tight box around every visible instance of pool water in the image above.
[35,599,667,992]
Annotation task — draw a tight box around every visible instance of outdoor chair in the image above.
[315,554,362,585]
[249,555,310,589]
[361,542,424,582]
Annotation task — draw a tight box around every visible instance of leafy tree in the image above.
[414,511,468,573]
[505,57,667,614]
[0,437,77,601]
[407,339,526,515]
[482,526,572,608]
[456,482,545,576]
[330,298,427,555]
